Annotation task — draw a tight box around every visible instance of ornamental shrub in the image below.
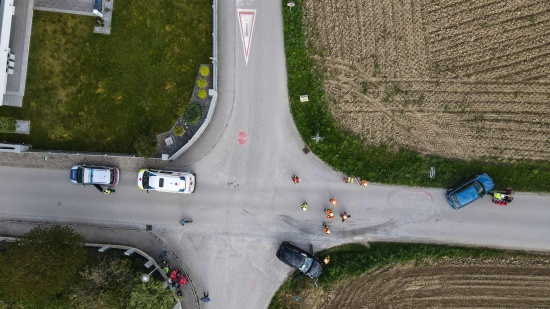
[197,78,207,88]
[198,89,207,99]
[173,126,185,136]
[182,104,202,125]
[0,116,16,133]
[200,66,210,76]
[133,135,157,158]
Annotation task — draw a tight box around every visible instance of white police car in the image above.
[137,169,195,194]
[70,165,119,185]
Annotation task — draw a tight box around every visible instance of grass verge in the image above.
[0,0,211,153]
[269,242,525,308]
[282,0,550,192]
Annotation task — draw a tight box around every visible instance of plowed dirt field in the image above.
[280,257,550,308]
[303,0,550,161]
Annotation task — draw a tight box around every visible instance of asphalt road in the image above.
[1,0,550,309]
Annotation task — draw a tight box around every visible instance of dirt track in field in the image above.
[303,0,550,161]
[280,257,550,308]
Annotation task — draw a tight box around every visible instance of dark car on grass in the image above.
[446,173,494,209]
[276,241,323,279]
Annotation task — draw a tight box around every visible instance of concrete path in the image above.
[34,0,95,16]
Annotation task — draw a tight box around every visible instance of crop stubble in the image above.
[282,257,550,308]
[303,0,550,161]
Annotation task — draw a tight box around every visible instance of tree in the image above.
[0,225,86,305]
[128,280,175,309]
[69,256,135,309]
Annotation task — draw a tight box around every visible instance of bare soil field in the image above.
[279,257,550,308]
[303,0,550,161]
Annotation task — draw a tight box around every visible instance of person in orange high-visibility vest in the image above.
[325,209,334,219]
[323,224,331,235]
[324,256,330,264]
[329,197,337,206]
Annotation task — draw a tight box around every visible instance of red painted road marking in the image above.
[238,130,247,145]
[237,9,256,65]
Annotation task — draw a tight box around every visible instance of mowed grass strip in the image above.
[282,0,550,192]
[0,0,211,153]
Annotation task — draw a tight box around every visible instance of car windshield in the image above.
[76,167,84,183]
[142,171,150,188]
[298,256,313,273]
[473,180,485,195]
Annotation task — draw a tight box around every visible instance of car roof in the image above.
[455,185,481,206]
[148,173,186,192]
[277,243,306,269]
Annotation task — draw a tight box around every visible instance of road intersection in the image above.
[1,1,550,308]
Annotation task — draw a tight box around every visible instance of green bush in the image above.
[182,104,202,125]
[198,89,207,99]
[133,135,157,158]
[0,116,16,133]
[197,78,207,88]
[173,126,184,136]
[200,65,210,76]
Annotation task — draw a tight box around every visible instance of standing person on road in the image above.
[325,209,334,219]
[323,224,331,235]
[292,175,300,184]
[200,291,211,302]
[301,202,308,211]
[329,197,337,206]
[103,188,114,194]
[341,212,350,222]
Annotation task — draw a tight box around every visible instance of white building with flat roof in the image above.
[0,0,15,106]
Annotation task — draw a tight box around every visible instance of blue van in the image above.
[446,173,494,209]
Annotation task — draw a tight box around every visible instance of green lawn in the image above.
[282,0,550,192]
[0,0,211,152]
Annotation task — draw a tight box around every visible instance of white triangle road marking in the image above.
[237,9,256,65]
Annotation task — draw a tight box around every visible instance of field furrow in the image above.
[304,0,550,161]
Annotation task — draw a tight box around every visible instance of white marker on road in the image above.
[237,9,256,65]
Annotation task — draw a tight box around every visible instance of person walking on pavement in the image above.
[323,224,331,235]
[159,251,168,265]
[292,175,300,184]
[341,212,350,222]
[324,209,334,219]
[200,291,211,302]
[301,202,308,211]
[329,197,337,206]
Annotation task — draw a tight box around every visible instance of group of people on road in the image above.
[293,175,354,235]
[489,188,514,206]
[323,197,351,234]
[159,251,187,296]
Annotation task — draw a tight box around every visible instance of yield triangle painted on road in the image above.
[237,9,256,65]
